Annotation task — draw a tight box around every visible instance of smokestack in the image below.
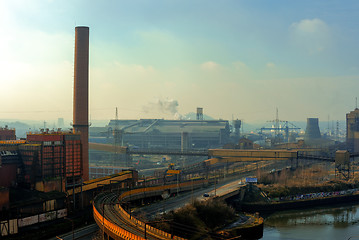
[197,107,203,121]
[73,26,89,181]
[233,119,241,139]
[304,118,321,141]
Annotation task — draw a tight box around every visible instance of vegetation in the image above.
[255,163,359,199]
[152,199,237,240]
[259,180,359,199]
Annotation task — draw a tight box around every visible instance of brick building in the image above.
[0,126,16,141]
[21,132,83,191]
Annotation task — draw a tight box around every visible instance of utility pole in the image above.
[176,174,179,196]
[336,121,339,142]
[275,108,279,139]
[102,204,105,240]
[214,172,217,196]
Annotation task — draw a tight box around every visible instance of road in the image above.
[133,175,248,220]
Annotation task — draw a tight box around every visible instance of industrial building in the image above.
[90,119,231,150]
[0,131,83,191]
[0,130,82,238]
[0,130,83,210]
[346,108,359,152]
[0,141,23,188]
[22,132,83,191]
[0,126,16,140]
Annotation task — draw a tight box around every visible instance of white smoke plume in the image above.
[143,98,180,118]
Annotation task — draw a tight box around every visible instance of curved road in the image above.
[133,175,250,220]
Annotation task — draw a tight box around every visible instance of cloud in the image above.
[200,61,220,70]
[289,18,332,54]
[266,62,276,68]
[113,62,156,76]
[291,18,328,34]
[231,61,253,80]
[232,61,248,70]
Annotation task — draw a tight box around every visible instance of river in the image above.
[261,203,359,240]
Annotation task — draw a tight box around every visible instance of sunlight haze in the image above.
[0,0,358,123]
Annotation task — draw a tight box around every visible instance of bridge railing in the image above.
[128,148,209,156]
[93,203,145,240]
[94,179,208,240]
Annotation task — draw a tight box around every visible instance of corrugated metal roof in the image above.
[106,119,229,134]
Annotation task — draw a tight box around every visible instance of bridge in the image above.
[90,143,312,160]
[89,143,209,156]
[89,143,342,162]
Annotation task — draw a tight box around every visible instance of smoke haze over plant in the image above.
[142,99,179,116]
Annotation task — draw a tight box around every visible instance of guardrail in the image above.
[94,179,208,239]
[94,204,145,240]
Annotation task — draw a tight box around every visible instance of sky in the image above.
[0,0,358,124]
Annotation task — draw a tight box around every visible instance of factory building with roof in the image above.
[90,119,231,150]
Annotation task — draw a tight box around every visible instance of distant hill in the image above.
[0,121,31,139]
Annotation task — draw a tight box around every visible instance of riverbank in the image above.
[219,213,264,239]
[241,191,359,214]
[239,179,359,214]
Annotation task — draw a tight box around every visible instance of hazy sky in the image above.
[0,0,358,123]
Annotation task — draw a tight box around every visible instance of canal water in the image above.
[261,203,359,240]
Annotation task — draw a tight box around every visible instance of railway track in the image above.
[95,193,175,240]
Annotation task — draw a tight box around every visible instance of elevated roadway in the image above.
[94,180,209,240]
[89,144,336,163]
[89,143,302,161]
[89,143,359,161]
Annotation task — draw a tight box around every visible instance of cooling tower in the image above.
[304,118,321,141]
[73,26,89,181]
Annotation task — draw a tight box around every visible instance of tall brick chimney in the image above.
[73,26,89,181]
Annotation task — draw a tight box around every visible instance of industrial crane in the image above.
[260,108,300,143]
